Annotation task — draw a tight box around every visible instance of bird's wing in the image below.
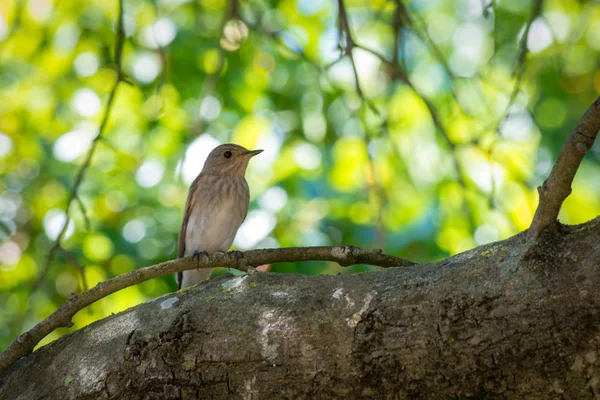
[177,175,201,288]
[239,178,250,224]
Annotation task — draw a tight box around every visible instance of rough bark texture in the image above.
[2,218,600,399]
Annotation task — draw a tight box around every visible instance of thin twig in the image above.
[357,106,387,249]
[57,247,88,292]
[245,1,476,230]
[0,0,24,50]
[0,246,415,375]
[482,0,495,18]
[332,0,476,231]
[152,0,169,118]
[242,9,398,241]
[513,0,543,77]
[391,0,403,66]
[239,1,361,96]
[529,96,600,236]
[177,0,236,181]
[334,0,379,115]
[239,15,325,78]
[151,0,169,99]
[329,4,463,182]
[75,195,91,231]
[405,6,491,121]
[30,0,127,293]
[335,0,393,243]
[401,79,472,192]
[475,0,543,211]
[401,0,530,218]
[495,0,544,136]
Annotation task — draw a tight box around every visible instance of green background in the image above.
[0,0,599,350]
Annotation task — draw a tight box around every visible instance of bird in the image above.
[176,143,263,289]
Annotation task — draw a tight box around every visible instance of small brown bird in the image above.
[177,143,262,289]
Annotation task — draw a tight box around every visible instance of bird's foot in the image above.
[192,250,209,268]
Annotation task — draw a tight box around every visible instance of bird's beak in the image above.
[245,149,263,157]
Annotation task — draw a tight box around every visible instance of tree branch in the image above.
[330,1,476,231]
[31,0,127,292]
[332,7,467,187]
[494,0,544,140]
[150,0,169,101]
[529,96,600,236]
[4,219,600,397]
[75,194,91,231]
[400,4,466,113]
[513,0,543,78]
[0,246,414,376]
[178,0,238,180]
[334,0,379,115]
[0,0,24,49]
[57,247,88,292]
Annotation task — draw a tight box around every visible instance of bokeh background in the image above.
[1,0,599,350]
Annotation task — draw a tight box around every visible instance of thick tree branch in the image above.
[529,96,600,236]
[0,246,413,376]
[3,219,600,398]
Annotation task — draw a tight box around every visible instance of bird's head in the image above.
[201,143,263,179]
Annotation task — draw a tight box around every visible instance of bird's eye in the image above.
[223,151,232,159]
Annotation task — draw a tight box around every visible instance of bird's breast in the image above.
[184,176,250,255]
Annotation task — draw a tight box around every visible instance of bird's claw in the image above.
[192,250,209,268]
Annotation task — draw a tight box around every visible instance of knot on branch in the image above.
[575,141,590,154]
[333,245,382,266]
[573,131,594,154]
[536,184,545,195]
[229,250,249,270]
[60,319,74,329]
[15,333,30,345]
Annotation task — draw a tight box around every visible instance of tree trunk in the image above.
[1,218,600,399]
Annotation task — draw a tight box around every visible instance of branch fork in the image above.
[529,96,600,236]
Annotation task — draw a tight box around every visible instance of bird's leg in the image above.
[192,250,209,269]
[231,250,244,266]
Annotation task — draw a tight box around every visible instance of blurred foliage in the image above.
[0,0,599,350]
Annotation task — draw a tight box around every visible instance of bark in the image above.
[1,218,600,399]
